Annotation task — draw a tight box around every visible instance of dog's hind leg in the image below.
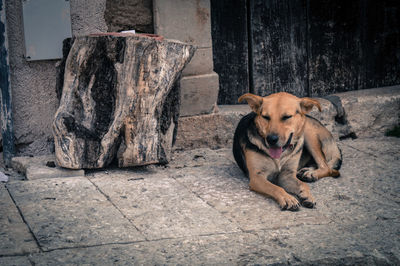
[321,138,342,172]
[298,129,340,182]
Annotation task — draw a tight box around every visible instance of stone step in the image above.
[11,155,84,180]
[175,85,400,150]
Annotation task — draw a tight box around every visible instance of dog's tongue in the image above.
[269,147,283,159]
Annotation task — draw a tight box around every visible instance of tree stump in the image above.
[53,33,196,169]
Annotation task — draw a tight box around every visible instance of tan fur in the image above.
[235,92,342,211]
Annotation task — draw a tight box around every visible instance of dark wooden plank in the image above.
[363,0,400,89]
[211,0,249,104]
[308,0,364,96]
[0,0,15,167]
[250,0,308,97]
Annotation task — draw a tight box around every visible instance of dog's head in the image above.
[239,92,321,159]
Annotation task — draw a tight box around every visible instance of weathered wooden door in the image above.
[210,0,250,105]
[211,0,400,104]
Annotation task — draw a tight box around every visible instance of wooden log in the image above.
[53,33,195,169]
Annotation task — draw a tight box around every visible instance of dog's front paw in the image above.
[298,190,316,208]
[297,167,318,182]
[277,193,300,211]
[299,196,316,208]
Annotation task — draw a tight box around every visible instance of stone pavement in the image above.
[0,136,399,265]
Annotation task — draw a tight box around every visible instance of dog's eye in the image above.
[282,115,292,121]
[262,115,270,121]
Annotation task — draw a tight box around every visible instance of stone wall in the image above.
[153,0,219,116]
[105,0,153,33]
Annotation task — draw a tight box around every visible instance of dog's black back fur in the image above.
[233,112,258,176]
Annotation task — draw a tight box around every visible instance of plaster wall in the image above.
[5,0,107,156]
[4,0,211,156]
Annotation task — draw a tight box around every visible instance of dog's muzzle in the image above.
[267,133,293,159]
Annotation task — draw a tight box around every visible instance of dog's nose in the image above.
[266,134,279,146]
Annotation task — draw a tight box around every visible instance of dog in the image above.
[233,92,342,211]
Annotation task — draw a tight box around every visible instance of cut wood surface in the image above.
[53,34,195,169]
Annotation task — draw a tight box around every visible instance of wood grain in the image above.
[53,34,195,169]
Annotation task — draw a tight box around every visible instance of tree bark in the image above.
[53,33,195,169]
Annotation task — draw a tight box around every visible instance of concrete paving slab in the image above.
[170,141,399,235]
[254,223,398,265]
[0,256,32,266]
[25,165,84,180]
[29,233,265,265]
[0,184,39,256]
[341,136,400,164]
[169,147,235,168]
[90,174,240,240]
[6,177,145,251]
[309,141,400,224]
[338,220,400,263]
[12,155,54,173]
[173,164,330,231]
[1,136,399,264]
[0,171,9,182]
[28,223,399,265]
[11,155,84,180]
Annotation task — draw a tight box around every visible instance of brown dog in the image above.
[233,92,342,211]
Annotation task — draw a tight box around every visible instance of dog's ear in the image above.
[300,98,322,114]
[238,93,263,113]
